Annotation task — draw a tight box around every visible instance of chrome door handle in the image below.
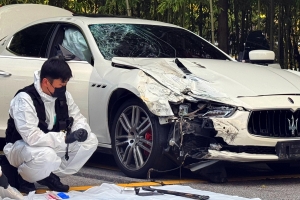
[0,70,11,77]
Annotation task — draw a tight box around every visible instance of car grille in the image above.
[248,110,300,137]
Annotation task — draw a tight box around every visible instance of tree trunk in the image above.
[182,4,185,27]
[234,0,240,58]
[136,2,140,18]
[217,0,229,53]
[198,3,203,36]
[240,8,246,48]
[278,2,284,68]
[153,0,158,20]
[115,1,119,15]
[269,0,274,51]
[190,2,195,31]
[284,3,293,69]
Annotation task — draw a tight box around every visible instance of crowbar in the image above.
[137,186,209,199]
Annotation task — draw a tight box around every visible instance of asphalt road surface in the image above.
[54,151,300,200]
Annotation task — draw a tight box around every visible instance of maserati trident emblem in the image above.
[288,115,298,136]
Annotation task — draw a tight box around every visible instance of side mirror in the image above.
[249,50,275,64]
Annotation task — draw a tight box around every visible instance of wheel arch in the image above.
[107,88,139,135]
[110,97,174,178]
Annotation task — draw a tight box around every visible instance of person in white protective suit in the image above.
[3,56,98,194]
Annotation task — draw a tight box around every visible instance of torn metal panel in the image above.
[212,119,239,143]
[209,110,249,145]
[113,57,189,94]
[116,69,183,116]
[158,116,176,124]
[205,150,278,162]
[136,71,183,116]
[113,57,300,105]
[112,57,238,105]
[186,160,219,172]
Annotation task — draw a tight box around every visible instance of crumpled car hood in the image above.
[112,57,300,105]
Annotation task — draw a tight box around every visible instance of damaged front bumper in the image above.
[204,149,278,162]
[161,107,300,168]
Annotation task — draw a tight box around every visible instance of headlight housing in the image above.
[201,104,236,118]
[172,102,236,118]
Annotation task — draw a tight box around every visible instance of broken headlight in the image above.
[201,104,236,118]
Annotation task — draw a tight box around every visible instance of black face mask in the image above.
[47,81,66,98]
[51,86,66,98]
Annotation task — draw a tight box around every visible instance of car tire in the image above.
[111,98,171,178]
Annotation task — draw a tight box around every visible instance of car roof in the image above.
[0,4,182,39]
[30,15,181,28]
[0,4,72,40]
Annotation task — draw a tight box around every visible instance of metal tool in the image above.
[65,117,74,161]
[141,186,210,200]
[134,187,164,196]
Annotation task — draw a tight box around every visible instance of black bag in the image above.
[0,155,19,189]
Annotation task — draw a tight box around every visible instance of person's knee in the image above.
[18,148,60,182]
[36,148,58,166]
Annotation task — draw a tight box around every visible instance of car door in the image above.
[46,23,94,132]
[0,22,57,138]
[0,22,94,139]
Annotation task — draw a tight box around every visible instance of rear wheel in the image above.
[111,98,170,178]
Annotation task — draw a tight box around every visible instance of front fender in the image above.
[112,70,183,116]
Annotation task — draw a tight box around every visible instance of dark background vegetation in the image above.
[0,0,299,69]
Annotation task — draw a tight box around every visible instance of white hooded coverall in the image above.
[3,71,98,183]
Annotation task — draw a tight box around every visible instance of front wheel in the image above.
[111,98,170,178]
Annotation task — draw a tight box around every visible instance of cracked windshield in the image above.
[89,24,229,60]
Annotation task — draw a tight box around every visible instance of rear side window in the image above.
[8,23,56,58]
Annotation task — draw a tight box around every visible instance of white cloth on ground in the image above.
[2,183,261,200]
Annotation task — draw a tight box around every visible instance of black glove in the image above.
[0,173,9,189]
[65,128,88,144]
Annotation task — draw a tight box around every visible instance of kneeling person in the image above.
[4,56,98,193]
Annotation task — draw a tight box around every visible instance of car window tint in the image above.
[89,24,230,61]
[8,23,56,58]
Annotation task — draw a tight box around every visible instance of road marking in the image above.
[117,179,205,187]
[35,179,203,193]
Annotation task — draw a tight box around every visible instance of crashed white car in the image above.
[1,4,300,182]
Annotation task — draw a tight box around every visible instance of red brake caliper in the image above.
[144,132,152,157]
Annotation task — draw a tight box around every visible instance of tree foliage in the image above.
[1,0,300,69]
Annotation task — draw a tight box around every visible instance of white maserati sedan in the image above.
[1,4,300,182]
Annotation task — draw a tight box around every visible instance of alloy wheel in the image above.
[114,105,153,171]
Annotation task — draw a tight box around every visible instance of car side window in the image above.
[8,23,56,58]
[49,24,92,63]
[62,27,92,62]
